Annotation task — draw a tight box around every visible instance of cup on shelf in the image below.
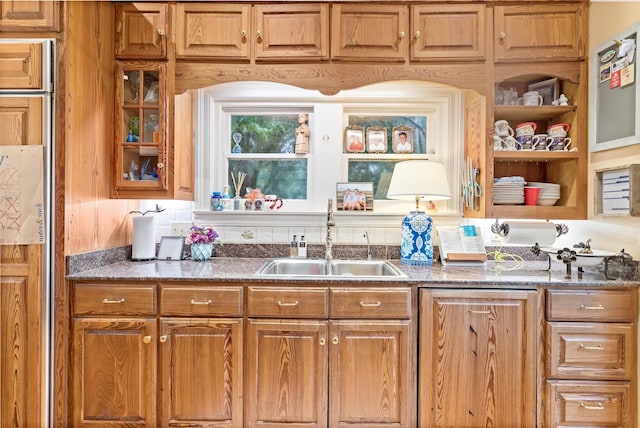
[493,135,506,151]
[515,122,537,136]
[517,134,536,150]
[504,87,518,105]
[532,134,548,151]
[494,120,514,137]
[524,187,541,206]
[547,123,571,137]
[522,91,544,106]
[546,136,572,151]
[503,135,522,151]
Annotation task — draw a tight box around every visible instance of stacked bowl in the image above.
[527,182,560,206]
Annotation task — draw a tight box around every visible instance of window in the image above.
[196,81,463,216]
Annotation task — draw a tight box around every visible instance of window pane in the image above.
[229,159,307,199]
[230,115,298,153]
[348,115,427,154]
[348,160,400,199]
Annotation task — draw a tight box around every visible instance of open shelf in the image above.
[493,150,579,162]
[494,105,576,122]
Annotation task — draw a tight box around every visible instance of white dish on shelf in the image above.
[537,197,559,206]
[540,247,616,267]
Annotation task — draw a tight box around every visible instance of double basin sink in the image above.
[256,258,407,278]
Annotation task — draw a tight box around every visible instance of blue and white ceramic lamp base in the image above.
[400,211,434,266]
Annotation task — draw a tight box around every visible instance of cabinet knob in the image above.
[157,162,164,169]
[157,28,165,37]
[414,31,421,39]
[319,338,326,346]
[143,335,152,344]
[398,31,405,39]
[256,30,263,41]
[159,335,167,343]
[331,336,339,345]
[499,31,506,40]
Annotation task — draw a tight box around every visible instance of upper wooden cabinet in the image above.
[410,4,486,62]
[0,0,59,32]
[115,3,168,59]
[0,42,43,90]
[331,4,408,62]
[494,4,585,62]
[176,3,329,62]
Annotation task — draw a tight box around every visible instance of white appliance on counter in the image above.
[0,38,55,426]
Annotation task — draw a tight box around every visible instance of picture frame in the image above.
[344,125,365,153]
[392,126,414,153]
[336,182,374,211]
[366,126,388,153]
[528,77,559,106]
[157,236,185,260]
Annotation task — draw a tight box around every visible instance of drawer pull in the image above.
[360,301,381,307]
[191,299,212,305]
[277,300,299,307]
[102,298,125,304]
[143,335,152,344]
[580,304,604,310]
[468,309,490,314]
[580,402,604,410]
[580,343,604,350]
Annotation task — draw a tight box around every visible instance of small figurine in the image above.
[551,94,569,106]
[294,113,310,154]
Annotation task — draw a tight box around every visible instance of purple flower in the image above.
[185,225,219,245]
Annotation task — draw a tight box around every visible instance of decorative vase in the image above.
[400,211,434,266]
[191,242,213,261]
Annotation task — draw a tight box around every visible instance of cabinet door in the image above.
[331,4,408,62]
[254,4,329,61]
[419,289,537,427]
[494,5,585,62]
[0,42,42,90]
[246,320,328,428]
[329,320,412,428]
[72,318,157,427]
[114,61,168,197]
[411,4,486,62]
[159,318,243,428]
[176,3,251,60]
[115,3,167,59]
[0,0,59,32]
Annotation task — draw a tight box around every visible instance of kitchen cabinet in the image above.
[494,4,585,62]
[245,286,413,427]
[545,288,637,427]
[175,3,329,62]
[0,0,59,32]
[331,4,408,62]
[71,282,244,428]
[0,42,42,89]
[419,289,537,427]
[115,2,167,59]
[410,4,486,62]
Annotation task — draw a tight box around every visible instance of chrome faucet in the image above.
[363,232,372,261]
[325,198,334,261]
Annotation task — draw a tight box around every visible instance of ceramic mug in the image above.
[493,135,505,151]
[265,194,283,210]
[517,134,536,150]
[522,91,544,106]
[494,120,514,137]
[515,122,537,136]
[547,123,571,137]
[503,135,522,151]
[532,134,548,151]
[546,136,572,151]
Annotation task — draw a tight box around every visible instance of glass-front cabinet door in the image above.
[114,61,168,195]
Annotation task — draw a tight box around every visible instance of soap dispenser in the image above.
[290,235,298,257]
[298,235,307,258]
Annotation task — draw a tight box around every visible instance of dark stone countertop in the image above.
[66,257,640,288]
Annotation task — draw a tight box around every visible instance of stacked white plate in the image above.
[493,178,525,205]
[527,182,560,206]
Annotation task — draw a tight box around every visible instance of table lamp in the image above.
[386,160,451,265]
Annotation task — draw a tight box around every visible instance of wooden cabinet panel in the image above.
[115,3,167,59]
[331,4,408,62]
[547,322,634,380]
[160,285,243,317]
[494,4,585,62]
[0,43,42,90]
[0,0,59,32]
[72,318,157,427]
[546,380,633,428]
[254,4,329,61]
[0,97,42,145]
[176,3,251,60]
[419,289,537,427]
[410,4,486,62]
[329,320,411,427]
[247,286,329,318]
[159,318,243,428]
[330,287,411,319]
[546,289,635,323]
[73,283,156,316]
[246,319,328,428]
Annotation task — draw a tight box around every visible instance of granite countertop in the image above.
[66,257,639,288]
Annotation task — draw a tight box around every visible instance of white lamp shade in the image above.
[386,160,452,202]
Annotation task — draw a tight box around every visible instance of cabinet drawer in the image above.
[546,289,635,322]
[330,288,411,319]
[546,380,632,428]
[73,283,156,316]
[546,322,634,380]
[247,287,329,318]
[160,286,243,317]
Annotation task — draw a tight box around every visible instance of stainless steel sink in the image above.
[255,259,407,278]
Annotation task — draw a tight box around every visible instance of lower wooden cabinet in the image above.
[419,289,537,427]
